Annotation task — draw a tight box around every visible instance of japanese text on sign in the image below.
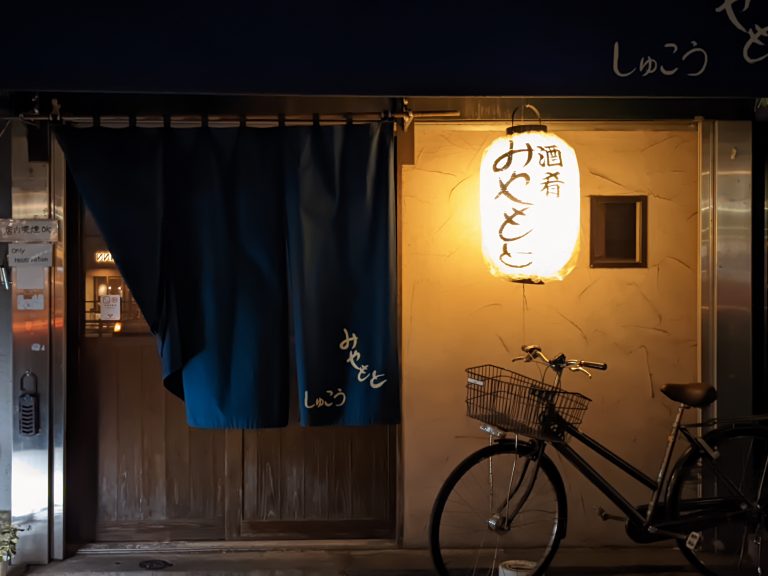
[612,41,708,78]
[340,328,387,389]
[304,328,388,411]
[304,388,347,410]
[613,0,768,80]
[716,0,768,64]
[0,219,59,242]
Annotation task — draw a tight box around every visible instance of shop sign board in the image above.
[1,1,767,96]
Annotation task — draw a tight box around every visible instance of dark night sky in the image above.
[2,0,768,96]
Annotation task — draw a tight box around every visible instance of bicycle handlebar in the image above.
[514,344,608,372]
[579,360,608,371]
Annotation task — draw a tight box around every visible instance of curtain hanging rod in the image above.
[3,110,460,128]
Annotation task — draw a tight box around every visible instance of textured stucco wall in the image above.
[401,124,698,547]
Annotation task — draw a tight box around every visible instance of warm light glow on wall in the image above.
[480,108,580,283]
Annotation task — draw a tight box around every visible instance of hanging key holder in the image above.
[19,370,40,436]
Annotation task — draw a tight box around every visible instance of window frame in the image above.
[589,195,648,268]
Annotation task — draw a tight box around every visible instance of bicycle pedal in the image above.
[595,506,623,522]
[685,531,701,550]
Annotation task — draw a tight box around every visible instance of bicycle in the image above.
[429,344,768,576]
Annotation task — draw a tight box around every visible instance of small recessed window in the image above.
[590,196,647,268]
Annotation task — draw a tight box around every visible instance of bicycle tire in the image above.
[429,441,567,576]
[667,425,768,576]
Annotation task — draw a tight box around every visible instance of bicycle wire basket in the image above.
[466,364,591,442]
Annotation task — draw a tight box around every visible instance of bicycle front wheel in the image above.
[429,441,566,576]
[668,426,768,576]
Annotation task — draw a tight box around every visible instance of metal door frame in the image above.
[699,120,753,421]
[6,120,66,565]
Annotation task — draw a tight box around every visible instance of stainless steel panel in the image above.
[0,119,13,518]
[50,137,66,560]
[10,120,51,565]
[714,121,752,419]
[699,120,715,424]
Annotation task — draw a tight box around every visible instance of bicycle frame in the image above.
[435,349,768,576]
[505,404,760,540]
[536,361,677,531]
[495,352,762,540]
[547,421,657,528]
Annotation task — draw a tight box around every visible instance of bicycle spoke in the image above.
[737,524,748,573]
[670,428,768,576]
[758,456,767,503]
[431,444,563,576]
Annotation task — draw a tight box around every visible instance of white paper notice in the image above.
[15,267,45,290]
[17,294,44,310]
[8,243,53,267]
[100,295,121,321]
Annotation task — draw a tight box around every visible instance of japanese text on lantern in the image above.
[491,140,566,270]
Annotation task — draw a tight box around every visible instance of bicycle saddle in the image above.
[660,382,717,408]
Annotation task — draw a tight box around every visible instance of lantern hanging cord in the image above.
[521,284,527,346]
[508,104,546,135]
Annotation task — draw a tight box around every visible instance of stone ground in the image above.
[13,544,703,576]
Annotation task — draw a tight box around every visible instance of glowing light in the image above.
[94,250,114,263]
[113,322,122,333]
[479,123,580,283]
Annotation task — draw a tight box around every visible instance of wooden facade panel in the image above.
[239,520,393,540]
[86,337,227,540]
[303,426,331,520]
[81,340,395,542]
[243,428,281,521]
[224,430,243,539]
[188,426,226,520]
[164,391,190,519]
[351,426,393,520]
[239,425,395,537]
[93,343,118,523]
[95,519,224,542]
[140,345,166,520]
[329,430,352,521]
[280,426,304,521]
[115,344,143,521]
[213,429,226,517]
[351,427,376,519]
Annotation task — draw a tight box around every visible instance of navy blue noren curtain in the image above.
[285,124,398,426]
[56,123,399,428]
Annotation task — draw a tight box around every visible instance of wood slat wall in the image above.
[82,337,226,541]
[71,336,396,543]
[241,425,395,539]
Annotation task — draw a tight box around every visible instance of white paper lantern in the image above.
[480,112,580,283]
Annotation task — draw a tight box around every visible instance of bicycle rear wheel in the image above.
[429,441,566,576]
[668,426,768,576]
